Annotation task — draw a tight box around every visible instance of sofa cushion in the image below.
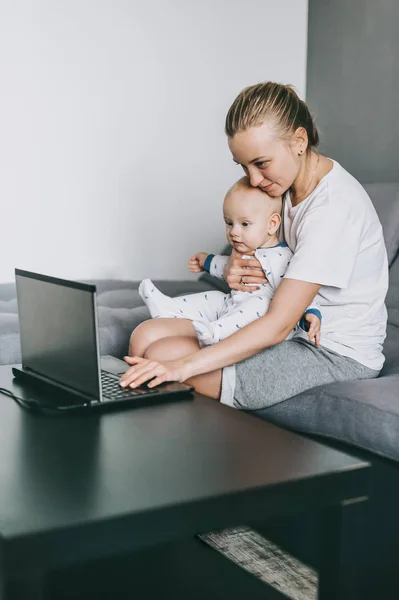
[256,372,399,462]
[362,183,399,266]
[0,314,21,366]
[386,254,399,327]
[98,305,151,358]
[380,323,399,376]
[0,279,215,366]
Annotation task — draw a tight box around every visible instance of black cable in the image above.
[0,387,70,415]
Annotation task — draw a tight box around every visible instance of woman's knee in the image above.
[128,321,154,357]
[144,335,199,362]
[129,318,196,357]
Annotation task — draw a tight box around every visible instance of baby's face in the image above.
[223,188,278,253]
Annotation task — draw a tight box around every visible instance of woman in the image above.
[120,82,387,409]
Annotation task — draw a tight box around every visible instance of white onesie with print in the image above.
[139,242,321,347]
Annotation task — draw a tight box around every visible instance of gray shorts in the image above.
[221,338,380,410]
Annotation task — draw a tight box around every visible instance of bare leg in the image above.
[129,318,197,357]
[144,336,222,400]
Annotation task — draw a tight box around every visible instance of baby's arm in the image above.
[300,313,321,345]
[301,300,321,321]
[188,252,209,273]
[299,300,322,346]
[188,252,229,280]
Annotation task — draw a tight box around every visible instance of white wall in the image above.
[0,0,308,283]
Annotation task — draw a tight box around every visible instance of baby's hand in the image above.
[304,313,321,347]
[188,252,208,273]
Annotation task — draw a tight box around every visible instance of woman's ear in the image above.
[268,212,281,235]
[293,126,309,155]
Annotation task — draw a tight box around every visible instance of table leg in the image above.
[318,499,366,600]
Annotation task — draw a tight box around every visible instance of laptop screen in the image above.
[15,269,101,399]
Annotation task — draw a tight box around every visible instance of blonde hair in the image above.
[225,82,319,151]
[226,176,282,214]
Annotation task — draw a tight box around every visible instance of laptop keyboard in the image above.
[100,370,158,399]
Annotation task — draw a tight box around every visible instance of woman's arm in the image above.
[120,278,321,388]
[182,278,321,378]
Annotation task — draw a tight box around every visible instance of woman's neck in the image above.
[290,151,320,206]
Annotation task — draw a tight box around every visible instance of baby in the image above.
[139,176,321,347]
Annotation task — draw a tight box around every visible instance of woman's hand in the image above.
[188,252,208,273]
[119,356,188,389]
[224,249,268,292]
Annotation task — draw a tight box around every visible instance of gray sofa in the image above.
[1,182,399,598]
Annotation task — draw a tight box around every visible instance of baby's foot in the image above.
[138,279,182,319]
[192,320,219,348]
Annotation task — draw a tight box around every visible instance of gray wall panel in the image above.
[307,0,399,182]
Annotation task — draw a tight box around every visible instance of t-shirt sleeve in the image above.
[284,204,363,289]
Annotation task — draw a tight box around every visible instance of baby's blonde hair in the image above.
[226,176,282,215]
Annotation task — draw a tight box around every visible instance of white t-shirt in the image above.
[283,160,388,370]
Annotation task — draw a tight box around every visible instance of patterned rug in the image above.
[198,526,318,600]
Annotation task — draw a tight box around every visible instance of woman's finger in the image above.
[124,355,145,365]
[229,283,260,292]
[240,276,267,284]
[121,366,143,383]
[119,366,143,387]
[147,372,169,388]
[239,268,266,278]
[228,269,267,280]
[227,273,262,289]
[120,360,160,387]
[129,365,167,388]
[120,357,146,381]
[234,259,263,269]
[127,362,163,387]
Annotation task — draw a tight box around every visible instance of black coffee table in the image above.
[0,365,370,600]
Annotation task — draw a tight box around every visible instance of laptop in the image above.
[12,269,193,413]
